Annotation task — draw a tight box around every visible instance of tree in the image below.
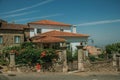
[105,42,120,58]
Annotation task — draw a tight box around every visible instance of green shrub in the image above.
[89,55,96,62]
[67,50,73,62]
[98,53,105,59]
[0,53,9,66]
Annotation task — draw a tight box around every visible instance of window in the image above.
[0,36,3,44]
[37,29,42,34]
[14,36,20,43]
[60,28,64,32]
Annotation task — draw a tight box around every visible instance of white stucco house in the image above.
[28,20,89,52]
[28,20,77,37]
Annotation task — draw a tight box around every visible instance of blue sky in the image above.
[0,0,120,47]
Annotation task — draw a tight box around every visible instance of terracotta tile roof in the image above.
[39,30,89,37]
[84,46,102,56]
[28,20,71,27]
[31,31,89,43]
[33,36,65,43]
[0,23,29,30]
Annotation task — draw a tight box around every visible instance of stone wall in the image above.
[0,30,24,50]
[84,60,116,72]
[68,61,78,71]
[24,28,30,38]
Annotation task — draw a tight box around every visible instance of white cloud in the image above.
[0,0,54,15]
[77,19,120,26]
[2,11,39,18]
[14,13,63,22]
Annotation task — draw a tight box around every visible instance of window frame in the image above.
[14,36,21,44]
[37,28,42,34]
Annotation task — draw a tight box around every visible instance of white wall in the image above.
[71,42,78,52]
[30,29,34,37]
[42,28,70,33]
[63,37,88,52]
[29,24,89,53]
[29,24,71,37]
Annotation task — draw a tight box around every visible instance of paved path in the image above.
[0,72,120,80]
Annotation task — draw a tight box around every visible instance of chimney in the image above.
[72,25,76,33]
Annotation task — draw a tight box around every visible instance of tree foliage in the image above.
[67,50,73,62]
[72,49,78,60]
[105,42,120,58]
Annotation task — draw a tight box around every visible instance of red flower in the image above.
[40,51,46,57]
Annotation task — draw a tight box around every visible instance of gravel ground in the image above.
[0,72,120,80]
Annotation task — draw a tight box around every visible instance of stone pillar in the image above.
[9,50,15,68]
[113,53,117,67]
[116,54,120,71]
[56,50,62,62]
[61,46,68,72]
[76,44,84,71]
[118,56,120,71]
[83,48,88,60]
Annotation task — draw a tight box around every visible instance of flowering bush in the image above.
[2,42,59,67]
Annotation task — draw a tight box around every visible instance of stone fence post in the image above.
[113,53,120,71]
[116,54,120,71]
[61,46,68,72]
[9,50,15,69]
[76,45,84,71]
[113,53,117,67]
